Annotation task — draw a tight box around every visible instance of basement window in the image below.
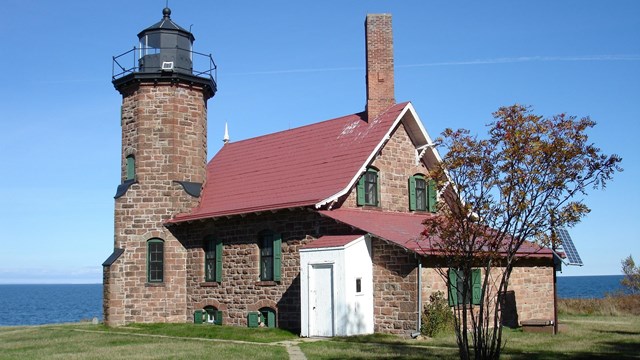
[259,307,276,328]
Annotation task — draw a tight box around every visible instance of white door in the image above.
[309,264,334,337]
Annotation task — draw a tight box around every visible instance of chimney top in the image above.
[365,14,395,122]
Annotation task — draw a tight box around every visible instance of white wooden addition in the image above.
[300,235,374,337]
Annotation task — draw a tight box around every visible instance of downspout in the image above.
[411,257,422,338]
[553,257,559,335]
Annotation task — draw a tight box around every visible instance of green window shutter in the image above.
[273,233,282,282]
[267,310,276,328]
[357,175,366,206]
[472,269,482,305]
[214,310,223,325]
[408,176,417,211]
[427,179,437,213]
[448,269,458,306]
[126,155,135,180]
[215,238,223,282]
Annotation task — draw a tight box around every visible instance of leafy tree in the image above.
[621,255,640,294]
[421,105,621,360]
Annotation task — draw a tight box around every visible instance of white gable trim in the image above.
[315,102,443,208]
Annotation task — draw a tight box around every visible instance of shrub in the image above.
[621,255,640,294]
[558,293,640,316]
[421,291,455,337]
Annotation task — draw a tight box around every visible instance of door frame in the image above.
[307,262,335,337]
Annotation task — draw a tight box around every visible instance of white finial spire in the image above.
[223,122,229,144]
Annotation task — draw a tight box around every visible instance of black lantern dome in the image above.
[112,7,216,99]
[137,7,194,73]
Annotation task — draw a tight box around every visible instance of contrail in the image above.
[226,54,640,76]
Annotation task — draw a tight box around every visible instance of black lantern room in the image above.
[112,7,216,99]
[138,7,194,74]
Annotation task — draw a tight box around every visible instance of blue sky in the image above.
[0,1,637,283]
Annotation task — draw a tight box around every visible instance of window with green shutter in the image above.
[259,231,281,282]
[259,307,276,328]
[147,238,164,283]
[409,175,436,212]
[205,236,223,282]
[357,168,379,206]
[126,155,135,181]
[409,174,427,211]
[204,306,223,325]
[448,268,481,306]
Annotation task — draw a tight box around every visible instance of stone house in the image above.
[103,9,556,336]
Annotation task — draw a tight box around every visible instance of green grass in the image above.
[0,323,289,360]
[110,323,298,343]
[1,315,638,359]
[300,315,640,360]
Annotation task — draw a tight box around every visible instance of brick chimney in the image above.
[365,14,395,121]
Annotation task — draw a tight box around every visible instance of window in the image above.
[204,306,223,325]
[126,155,135,181]
[259,307,276,328]
[409,175,437,212]
[357,168,379,206]
[147,239,164,283]
[356,278,362,293]
[259,231,282,282]
[448,268,481,306]
[204,236,223,282]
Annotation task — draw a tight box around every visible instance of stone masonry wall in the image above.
[342,121,429,212]
[420,258,555,327]
[371,238,420,335]
[104,82,209,326]
[169,210,361,332]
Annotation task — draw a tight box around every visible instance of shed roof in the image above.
[301,235,365,250]
[319,209,554,258]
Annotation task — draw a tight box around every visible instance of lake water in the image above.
[0,275,627,326]
[0,284,102,326]
[556,274,626,299]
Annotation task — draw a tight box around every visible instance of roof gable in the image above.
[171,102,416,222]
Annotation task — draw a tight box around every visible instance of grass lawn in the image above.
[0,315,638,359]
[0,323,291,360]
[299,315,640,360]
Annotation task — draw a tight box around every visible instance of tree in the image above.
[421,105,621,360]
[621,255,640,294]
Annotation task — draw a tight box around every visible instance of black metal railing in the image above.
[112,47,217,82]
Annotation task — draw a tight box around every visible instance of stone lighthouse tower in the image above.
[103,7,216,326]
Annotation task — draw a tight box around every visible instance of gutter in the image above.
[411,257,423,338]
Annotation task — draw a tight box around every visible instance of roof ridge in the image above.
[223,110,366,147]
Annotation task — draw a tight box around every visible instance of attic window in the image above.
[409,174,437,212]
[357,168,379,206]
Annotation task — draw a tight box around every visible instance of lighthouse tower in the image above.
[103,7,216,326]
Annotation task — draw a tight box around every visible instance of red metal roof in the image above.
[318,209,553,258]
[301,235,365,250]
[171,102,410,222]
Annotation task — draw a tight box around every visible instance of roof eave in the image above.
[166,201,319,224]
